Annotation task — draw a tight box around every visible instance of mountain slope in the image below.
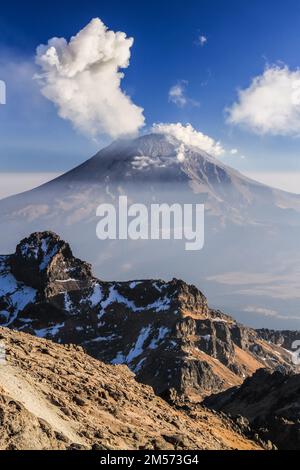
[0,327,262,450]
[0,231,294,400]
[0,133,299,329]
[1,133,299,224]
[204,368,300,450]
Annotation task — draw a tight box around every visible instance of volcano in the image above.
[0,133,299,329]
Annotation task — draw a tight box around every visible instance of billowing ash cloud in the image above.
[152,122,225,157]
[35,18,145,139]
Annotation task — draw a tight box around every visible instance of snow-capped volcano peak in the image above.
[108,132,220,163]
[93,133,193,172]
[60,131,230,188]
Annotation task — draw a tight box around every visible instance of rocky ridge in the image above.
[0,232,295,400]
[0,327,262,450]
[256,328,300,352]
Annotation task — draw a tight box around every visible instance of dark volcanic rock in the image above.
[204,368,300,450]
[0,231,295,400]
[11,231,93,294]
[256,328,300,351]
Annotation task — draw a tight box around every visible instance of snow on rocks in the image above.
[1,231,293,400]
[0,256,37,326]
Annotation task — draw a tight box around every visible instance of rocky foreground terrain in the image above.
[0,327,262,450]
[0,232,294,402]
[0,231,299,450]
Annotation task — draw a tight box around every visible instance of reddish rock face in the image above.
[0,326,263,451]
[0,231,295,400]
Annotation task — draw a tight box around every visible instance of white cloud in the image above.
[230,148,238,155]
[227,65,300,135]
[168,82,188,107]
[244,306,279,317]
[243,306,299,321]
[176,143,186,162]
[197,35,207,47]
[168,81,199,108]
[152,122,225,157]
[35,18,145,139]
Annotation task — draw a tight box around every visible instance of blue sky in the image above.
[0,0,300,195]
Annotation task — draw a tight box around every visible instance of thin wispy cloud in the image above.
[168,82,188,107]
[197,35,207,47]
[168,81,199,108]
[244,306,300,321]
[35,18,145,140]
[228,148,246,160]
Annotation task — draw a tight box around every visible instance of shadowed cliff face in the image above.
[0,231,295,400]
[256,328,300,351]
[204,368,300,450]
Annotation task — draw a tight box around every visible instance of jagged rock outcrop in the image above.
[11,231,94,294]
[256,328,300,351]
[0,231,295,400]
[0,327,262,450]
[204,368,300,450]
